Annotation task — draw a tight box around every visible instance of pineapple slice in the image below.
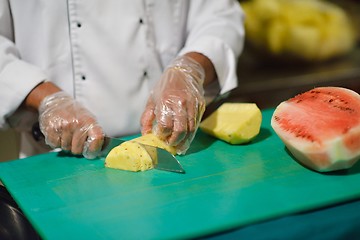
[105,141,154,172]
[200,103,262,144]
[131,133,176,155]
[105,133,176,172]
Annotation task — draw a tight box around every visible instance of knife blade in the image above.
[100,136,185,174]
[203,89,233,120]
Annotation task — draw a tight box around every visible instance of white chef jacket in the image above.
[0,0,245,157]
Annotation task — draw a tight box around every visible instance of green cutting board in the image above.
[1,109,360,239]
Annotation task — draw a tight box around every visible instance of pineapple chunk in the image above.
[200,103,262,144]
[105,133,176,172]
[105,141,154,172]
[131,133,176,155]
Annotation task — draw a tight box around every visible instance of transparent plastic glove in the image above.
[38,92,104,159]
[141,56,206,154]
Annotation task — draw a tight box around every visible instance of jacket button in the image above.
[139,18,144,24]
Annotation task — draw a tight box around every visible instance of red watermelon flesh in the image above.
[271,87,360,172]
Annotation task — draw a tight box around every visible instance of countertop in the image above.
[230,45,360,109]
[1,109,360,239]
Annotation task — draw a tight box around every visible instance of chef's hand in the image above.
[141,55,206,154]
[38,91,104,159]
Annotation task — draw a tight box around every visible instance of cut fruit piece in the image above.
[131,133,176,155]
[105,133,176,172]
[200,103,262,144]
[271,87,360,172]
[104,141,154,172]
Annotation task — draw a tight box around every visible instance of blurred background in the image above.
[233,0,360,108]
[1,0,359,162]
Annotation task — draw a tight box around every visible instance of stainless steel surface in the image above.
[153,147,185,174]
[228,45,360,109]
[0,185,40,240]
[100,137,125,157]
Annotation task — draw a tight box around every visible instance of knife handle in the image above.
[32,122,44,142]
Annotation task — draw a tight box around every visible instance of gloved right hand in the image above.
[140,55,206,155]
[38,91,104,159]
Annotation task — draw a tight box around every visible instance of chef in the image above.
[0,0,245,159]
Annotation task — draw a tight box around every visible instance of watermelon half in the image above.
[271,87,360,172]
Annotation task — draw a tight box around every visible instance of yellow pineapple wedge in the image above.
[105,133,176,172]
[131,133,176,155]
[200,103,262,144]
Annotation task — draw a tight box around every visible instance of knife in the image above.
[32,123,185,174]
[203,89,233,120]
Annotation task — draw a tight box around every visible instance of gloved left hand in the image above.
[38,91,104,159]
[141,55,206,154]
